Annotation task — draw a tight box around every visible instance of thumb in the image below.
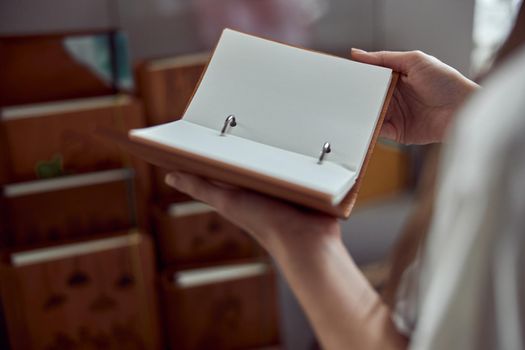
[380,121,399,142]
[351,48,413,74]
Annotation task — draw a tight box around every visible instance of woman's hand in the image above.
[165,172,340,252]
[352,49,479,144]
[165,172,407,349]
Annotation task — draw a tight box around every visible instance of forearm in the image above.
[269,230,408,350]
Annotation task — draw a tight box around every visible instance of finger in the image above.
[166,172,284,214]
[165,172,287,219]
[380,121,398,141]
[351,48,417,74]
[209,180,238,190]
[165,172,235,211]
[165,172,303,241]
[165,172,252,232]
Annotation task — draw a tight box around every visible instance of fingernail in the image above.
[165,173,179,187]
[351,48,367,54]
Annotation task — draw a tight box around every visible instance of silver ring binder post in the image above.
[318,142,331,164]
[220,115,237,135]
[220,115,330,165]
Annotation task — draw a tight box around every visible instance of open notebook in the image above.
[107,29,398,218]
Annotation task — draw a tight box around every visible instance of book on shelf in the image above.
[0,231,161,350]
[103,29,398,218]
[160,261,279,349]
[0,30,133,107]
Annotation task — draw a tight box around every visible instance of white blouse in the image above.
[393,45,525,349]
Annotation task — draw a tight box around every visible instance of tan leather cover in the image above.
[100,71,398,218]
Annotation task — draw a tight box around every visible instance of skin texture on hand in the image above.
[351,49,479,144]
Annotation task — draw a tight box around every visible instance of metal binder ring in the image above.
[318,142,332,164]
[220,115,237,135]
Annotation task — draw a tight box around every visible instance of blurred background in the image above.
[0,0,521,349]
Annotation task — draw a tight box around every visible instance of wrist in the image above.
[264,220,342,261]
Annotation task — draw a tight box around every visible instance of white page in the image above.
[183,29,392,172]
[131,121,356,203]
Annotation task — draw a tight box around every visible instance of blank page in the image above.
[131,120,356,204]
[183,29,392,172]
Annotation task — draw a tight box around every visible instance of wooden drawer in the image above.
[0,232,162,350]
[160,261,279,350]
[0,95,145,184]
[153,202,264,267]
[1,169,136,248]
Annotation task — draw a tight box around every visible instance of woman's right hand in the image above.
[351,49,479,144]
